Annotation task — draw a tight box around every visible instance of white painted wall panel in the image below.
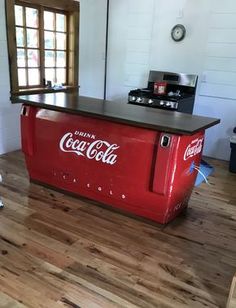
[124,63,149,75]
[79,0,107,99]
[0,0,21,155]
[128,14,154,28]
[208,29,236,43]
[106,0,154,101]
[205,57,236,72]
[194,95,236,160]
[207,43,236,58]
[125,51,149,65]
[198,1,236,159]
[127,40,151,53]
[210,13,236,28]
[200,83,236,100]
[212,0,236,13]
[127,0,154,14]
[124,74,148,88]
[127,27,152,40]
[204,71,236,85]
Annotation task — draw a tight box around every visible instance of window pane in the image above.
[26,8,39,28]
[56,51,66,67]
[44,11,55,30]
[45,51,55,67]
[18,69,27,86]
[27,49,39,67]
[45,31,55,49]
[56,33,66,50]
[17,49,26,67]
[27,29,38,48]
[28,69,40,85]
[45,68,55,84]
[16,27,24,47]
[56,14,66,32]
[15,5,23,26]
[56,68,66,84]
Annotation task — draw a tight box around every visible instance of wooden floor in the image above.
[0,151,236,308]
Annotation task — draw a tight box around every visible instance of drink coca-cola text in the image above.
[59,132,119,165]
[184,138,204,161]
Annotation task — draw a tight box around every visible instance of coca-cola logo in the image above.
[59,131,119,165]
[184,138,204,161]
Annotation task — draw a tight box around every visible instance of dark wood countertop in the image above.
[12,91,220,135]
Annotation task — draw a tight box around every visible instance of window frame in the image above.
[5,0,79,96]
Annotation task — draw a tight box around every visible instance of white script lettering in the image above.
[59,132,119,165]
[184,138,204,161]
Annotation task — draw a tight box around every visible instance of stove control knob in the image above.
[165,102,171,107]
[174,102,178,109]
[160,100,164,106]
[130,96,137,102]
[136,97,143,103]
[148,99,154,104]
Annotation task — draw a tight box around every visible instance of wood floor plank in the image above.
[0,291,27,308]
[0,151,236,307]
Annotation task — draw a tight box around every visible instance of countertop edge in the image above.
[13,96,221,136]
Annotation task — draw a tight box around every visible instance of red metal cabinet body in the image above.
[21,105,204,224]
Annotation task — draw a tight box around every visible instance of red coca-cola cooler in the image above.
[21,104,206,224]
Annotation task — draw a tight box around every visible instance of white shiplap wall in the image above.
[106,0,155,102]
[195,1,236,160]
[0,0,21,155]
[79,0,107,99]
[102,0,236,160]
[200,8,236,100]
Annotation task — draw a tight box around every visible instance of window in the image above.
[5,0,79,95]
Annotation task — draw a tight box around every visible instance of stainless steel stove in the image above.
[128,71,198,114]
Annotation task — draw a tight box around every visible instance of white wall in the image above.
[0,0,21,155]
[79,0,107,99]
[195,1,236,160]
[106,0,155,101]
[103,0,236,161]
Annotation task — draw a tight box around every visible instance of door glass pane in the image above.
[27,49,39,67]
[15,5,23,26]
[17,49,26,67]
[28,69,40,85]
[56,68,66,84]
[45,68,55,84]
[26,7,39,28]
[56,51,66,67]
[27,29,38,48]
[56,14,66,32]
[16,27,24,47]
[18,69,27,86]
[44,11,55,30]
[45,51,55,67]
[45,31,55,49]
[56,33,66,50]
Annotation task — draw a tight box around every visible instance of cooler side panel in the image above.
[164,131,205,222]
